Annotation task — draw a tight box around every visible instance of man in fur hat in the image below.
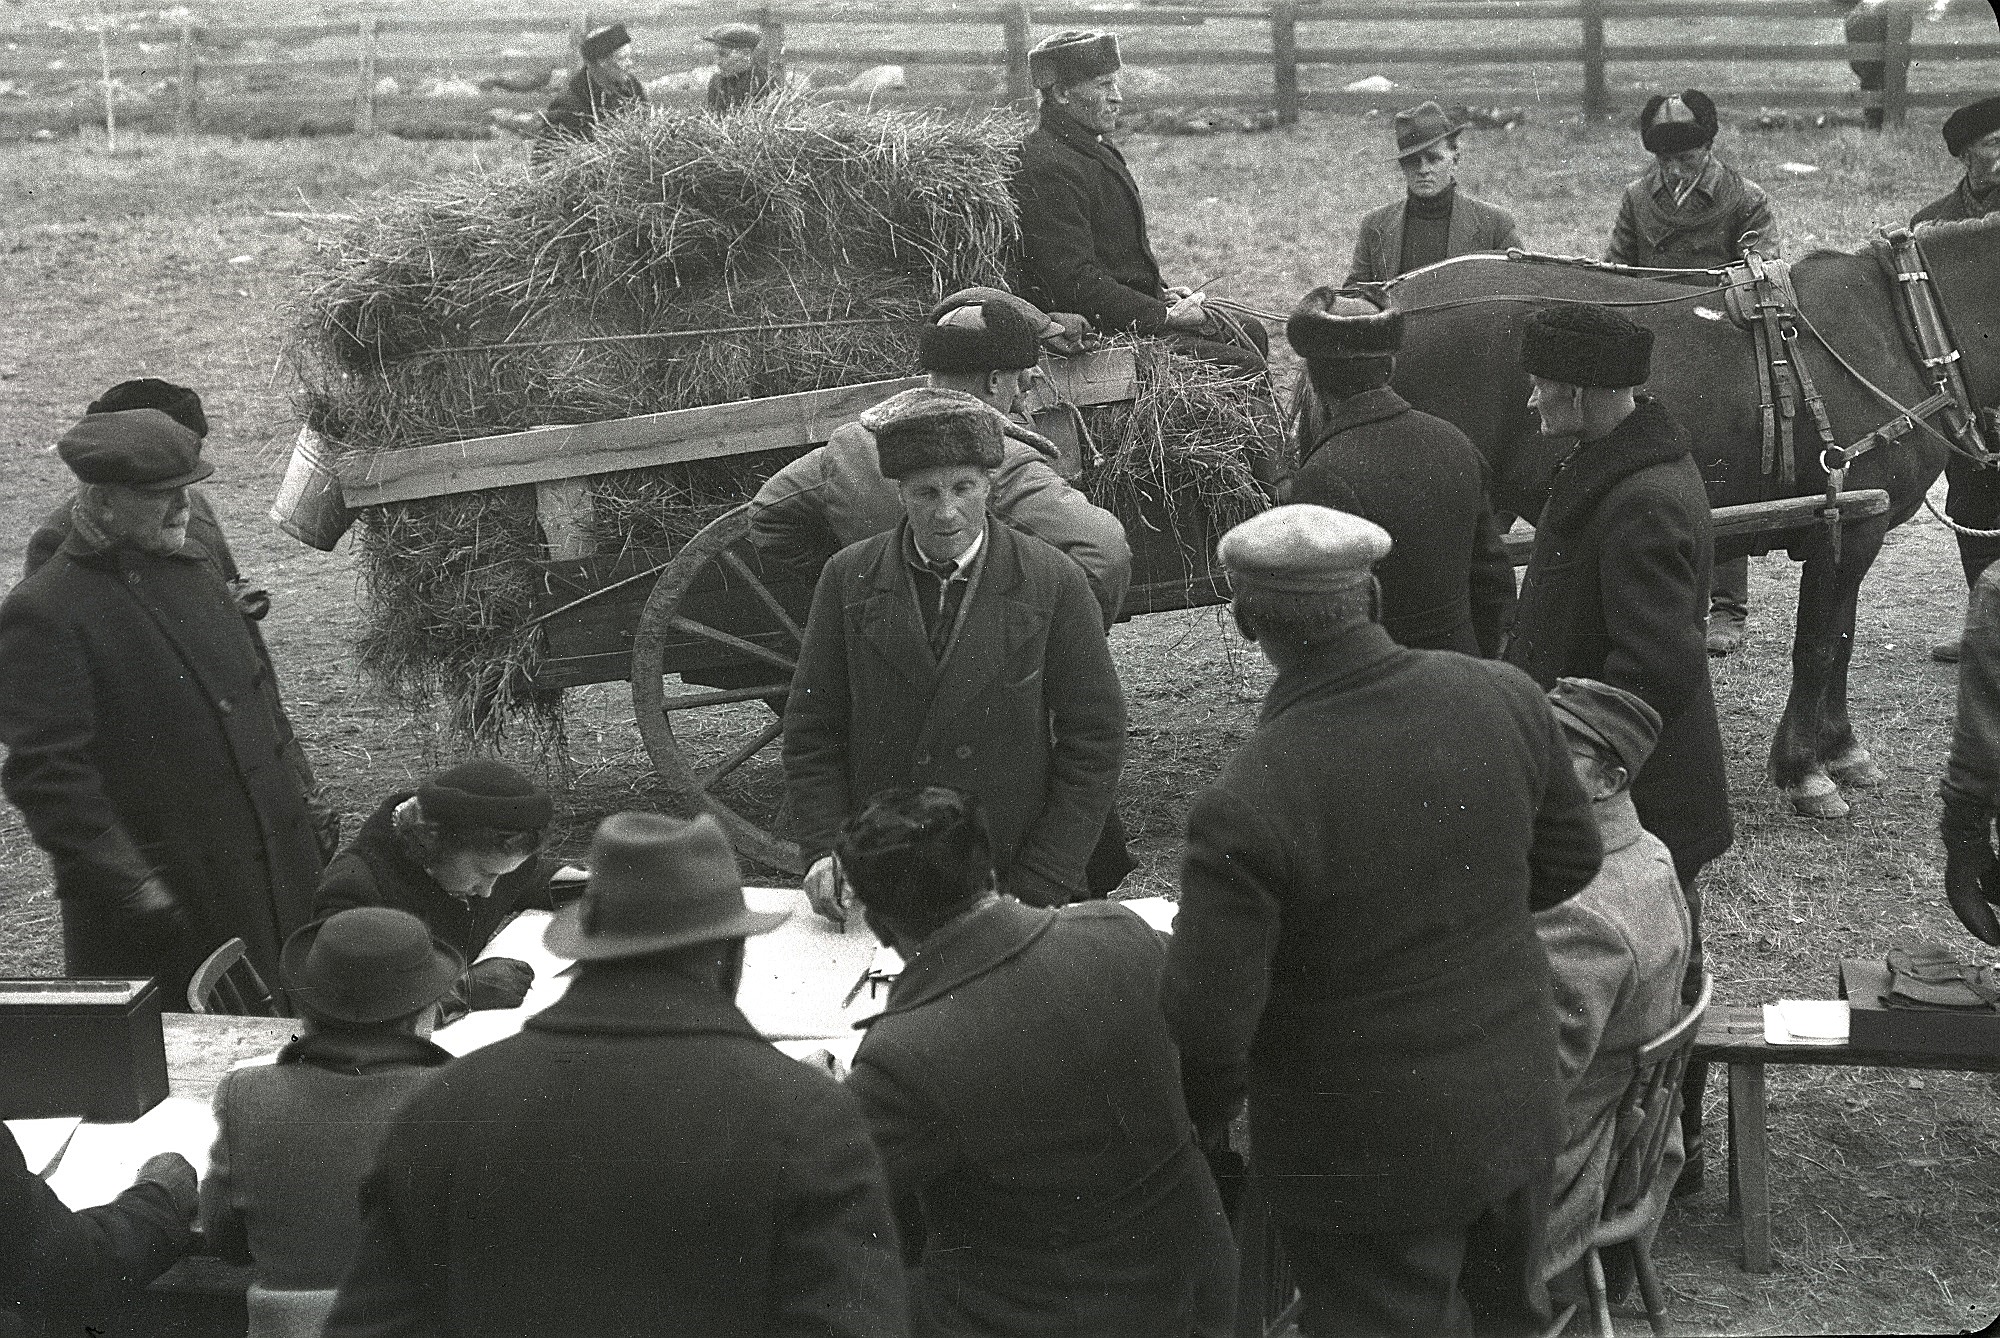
[1012,29,1269,372]
[1504,302,1731,1197]
[534,22,646,158]
[1167,503,1601,1338]
[783,387,1125,919]
[1284,287,1513,656]
[1345,101,1524,286]
[1604,88,1778,658]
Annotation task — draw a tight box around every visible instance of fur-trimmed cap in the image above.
[1286,287,1404,363]
[1218,503,1390,596]
[581,23,632,62]
[1521,303,1654,389]
[920,288,1045,372]
[862,387,1006,479]
[1639,90,1716,155]
[1029,30,1121,90]
[1943,95,2000,158]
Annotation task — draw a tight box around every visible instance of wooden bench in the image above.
[1691,1004,2000,1273]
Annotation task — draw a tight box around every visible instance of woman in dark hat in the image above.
[1344,101,1523,286]
[200,908,461,1338]
[534,21,647,159]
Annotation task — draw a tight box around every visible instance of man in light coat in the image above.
[784,388,1125,917]
[1532,677,1691,1306]
[1345,101,1523,286]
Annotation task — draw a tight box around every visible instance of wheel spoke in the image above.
[666,614,796,673]
[699,717,786,789]
[721,550,804,643]
[661,682,791,712]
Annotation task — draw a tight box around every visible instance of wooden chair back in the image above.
[187,937,279,1016]
[1602,970,1713,1227]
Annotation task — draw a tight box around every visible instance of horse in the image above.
[1345,214,2000,819]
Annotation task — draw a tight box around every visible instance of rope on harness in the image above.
[1924,493,2000,540]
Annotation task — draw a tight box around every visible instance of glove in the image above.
[135,1151,199,1217]
[1939,787,2000,946]
[459,957,535,1011]
[114,876,192,944]
[227,578,271,622]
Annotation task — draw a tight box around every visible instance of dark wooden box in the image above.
[0,979,168,1120]
[1839,959,2000,1062]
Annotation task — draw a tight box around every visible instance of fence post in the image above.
[1002,1,1032,106]
[173,23,197,135]
[1270,0,1300,127]
[1579,0,1607,119]
[354,17,379,136]
[754,5,786,64]
[1881,0,1912,129]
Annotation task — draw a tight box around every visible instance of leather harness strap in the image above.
[1724,253,1827,492]
[1881,227,1994,465]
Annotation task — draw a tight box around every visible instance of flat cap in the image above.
[1548,676,1662,777]
[920,289,1044,373]
[86,378,207,438]
[861,386,1006,479]
[1639,89,1716,155]
[1218,503,1390,595]
[1943,95,2000,159]
[1521,303,1653,389]
[1029,30,1121,90]
[581,23,632,62]
[1287,287,1405,363]
[57,408,213,491]
[702,21,763,50]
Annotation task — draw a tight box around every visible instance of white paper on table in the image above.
[430,908,577,1057]
[738,887,884,1041]
[1117,896,1178,935]
[6,1117,81,1178]
[1763,999,1850,1046]
[46,1098,217,1210]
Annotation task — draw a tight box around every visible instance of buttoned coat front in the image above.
[0,535,322,998]
[1013,105,1170,334]
[783,519,1124,903]
[1344,190,1523,286]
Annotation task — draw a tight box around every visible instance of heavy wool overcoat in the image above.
[0,534,323,997]
[1604,159,1776,270]
[1344,190,1523,286]
[783,519,1124,904]
[1505,397,1734,877]
[1914,178,1999,225]
[1286,385,1516,656]
[1165,624,1603,1235]
[849,899,1235,1337]
[324,962,908,1338]
[1013,105,1170,334]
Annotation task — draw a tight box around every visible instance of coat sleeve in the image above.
[844,1052,957,1266]
[765,1081,910,1338]
[1946,568,2000,806]
[1343,213,1382,286]
[1534,899,1636,1084]
[0,588,155,903]
[22,501,67,578]
[1015,146,1170,334]
[783,562,858,860]
[1468,457,1517,658]
[1595,483,1708,724]
[313,852,384,919]
[992,454,1133,628]
[750,450,844,577]
[1605,189,1641,266]
[1525,685,1604,910]
[1008,562,1124,899]
[195,1074,252,1266]
[1164,787,1285,1130]
[324,1135,447,1338]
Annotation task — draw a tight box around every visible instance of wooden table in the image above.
[1691,1004,2000,1273]
[162,1012,299,1101]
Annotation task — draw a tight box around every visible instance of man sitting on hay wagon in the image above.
[782,390,1125,920]
[534,22,648,161]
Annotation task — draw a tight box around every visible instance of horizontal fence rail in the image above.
[0,1,1992,137]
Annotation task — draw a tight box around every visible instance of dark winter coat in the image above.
[1286,386,1515,656]
[1344,189,1523,286]
[534,66,646,155]
[1913,178,1999,226]
[707,61,783,114]
[1013,105,1170,334]
[849,898,1235,1337]
[784,519,1124,905]
[324,960,908,1338]
[1165,623,1603,1235]
[0,534,323,1000]
[1605,158,1777,270]
[1505,397,1734,876]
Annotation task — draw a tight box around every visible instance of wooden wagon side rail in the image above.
[1497,489,1892,567]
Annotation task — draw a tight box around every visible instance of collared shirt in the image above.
[904,522,987,657]
[1648,154,1719,213]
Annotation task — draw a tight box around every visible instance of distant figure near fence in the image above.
[1842,0,1915,131]
[533,22,647,160]
[705,22,784,114]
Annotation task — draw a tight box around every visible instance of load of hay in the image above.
[290,97,1271,745]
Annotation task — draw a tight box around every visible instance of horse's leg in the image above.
[1769,523,1883,818]
[1821,522,1893,788]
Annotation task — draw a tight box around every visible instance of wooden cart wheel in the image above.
[631,503,807,875]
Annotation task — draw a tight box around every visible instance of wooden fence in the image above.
[0,0,1993,136]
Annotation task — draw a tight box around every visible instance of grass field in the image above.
[1,96,1996,1333]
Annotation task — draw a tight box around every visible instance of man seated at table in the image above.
[838,785,1235,1337]
[1532,677,1691,1309]
[314,761,574,1016]
[200,907,461,1338]
[4,1129,195,1338]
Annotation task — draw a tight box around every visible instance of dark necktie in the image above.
[920,557,961,658]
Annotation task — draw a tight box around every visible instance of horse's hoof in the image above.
[1790,775,1851,820]
[1827,749,1886,788]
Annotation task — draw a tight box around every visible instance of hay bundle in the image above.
[290,97,1269,744]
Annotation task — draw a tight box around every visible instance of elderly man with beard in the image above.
[1345,101,1524,286]
[0,410,325,1005]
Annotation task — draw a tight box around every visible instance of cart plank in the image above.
[1499,490,1890,566]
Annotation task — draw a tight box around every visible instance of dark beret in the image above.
[1029,30,1121,90]
[1639,90,1716,155]
[57,409,213,491]
[861,387,1006,479]
[1521,303,1654,389]
[1286,286,1405,363]
[919,296,1042,373]
[701,21,762,51]
[86,378,208,438]
[581,23,632,62]
[1549,676,1662,777]
[417,759,553,831]
[1943,96,2000,159]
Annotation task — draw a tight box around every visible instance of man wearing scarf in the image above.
[1504,303,1732,1199]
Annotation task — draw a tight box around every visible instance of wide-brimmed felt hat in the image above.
[862,386,1006,478]
[1287,287,1405,363]
[702,21,763,51]
[1943,95,2000,158]
[1521,303,1654,389]
[1029,30,1121,90]
[1548,676,1662,777]
[283,908,464,1024]
[57,408,214,492]
[1639,90,1716,155]
[86,379,208,439]
[545,812,788,961]
[1219,503,1390,596]
[581,23,632,62]
[416,759,553,831]
[1390,102,1461,161]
